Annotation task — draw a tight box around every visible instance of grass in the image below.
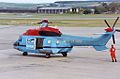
[0,13,120,27]
[51,20,120,27]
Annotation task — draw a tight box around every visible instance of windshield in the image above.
[40,22,48,27]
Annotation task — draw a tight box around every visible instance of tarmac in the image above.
[0,25,120,79]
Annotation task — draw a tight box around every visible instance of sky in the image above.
[0,0,89,3]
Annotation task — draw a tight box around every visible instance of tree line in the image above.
[83,2,120,14]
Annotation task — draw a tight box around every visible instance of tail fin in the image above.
[95,32,113,46]
[93,32,114,51]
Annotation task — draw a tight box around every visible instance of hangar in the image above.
[37,7,80,14]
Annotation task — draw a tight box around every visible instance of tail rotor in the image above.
[104,17,120,44]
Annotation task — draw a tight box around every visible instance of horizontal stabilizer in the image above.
[93,46,108,51]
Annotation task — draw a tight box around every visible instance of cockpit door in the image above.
[26,38,36,49]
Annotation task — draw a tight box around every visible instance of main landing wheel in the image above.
[62,52,67,57]
[45,54,51,58]
[23,52,28,56]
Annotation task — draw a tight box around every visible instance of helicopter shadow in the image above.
[15,53,66,59]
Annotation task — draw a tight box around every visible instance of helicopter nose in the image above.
[13,42,19,46]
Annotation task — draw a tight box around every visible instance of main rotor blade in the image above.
[116,29,120,32]
[112,17,119,29]
[112,35,115,44]
[104,20,111,28]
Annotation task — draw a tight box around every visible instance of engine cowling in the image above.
[23,26,62,36]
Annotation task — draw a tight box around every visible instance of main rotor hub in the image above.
[105,27,113,32]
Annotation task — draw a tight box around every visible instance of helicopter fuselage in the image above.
[14,31,113,55]
[14,35,73,54]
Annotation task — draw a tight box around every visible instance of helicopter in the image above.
[13,17,120,58]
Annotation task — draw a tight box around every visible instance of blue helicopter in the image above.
[13,17,120,58]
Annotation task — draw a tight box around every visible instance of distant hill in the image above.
[0,1,120,10]
[55,0,120,3]
[54,0,120,7]
[0,2,48,10]
[88,0,120,1]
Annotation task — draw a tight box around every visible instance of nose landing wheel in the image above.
[62,52,67,57]
[23,52,28,56]
[45,54,51,58]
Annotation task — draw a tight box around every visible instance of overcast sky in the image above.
[0,0,89,3]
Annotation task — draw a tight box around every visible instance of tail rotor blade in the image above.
[104,20,111,28]
[112,17,119,29]
[112,35,115,44]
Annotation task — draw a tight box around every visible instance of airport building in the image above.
[37,1,105,14]
[37,7,80,14]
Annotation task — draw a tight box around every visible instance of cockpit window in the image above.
[18,36,22,41]
[39,31,61,36]
[40,23,48,27]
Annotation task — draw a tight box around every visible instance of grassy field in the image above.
[0,13,120,27]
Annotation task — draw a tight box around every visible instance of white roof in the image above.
[39,7,72,10]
